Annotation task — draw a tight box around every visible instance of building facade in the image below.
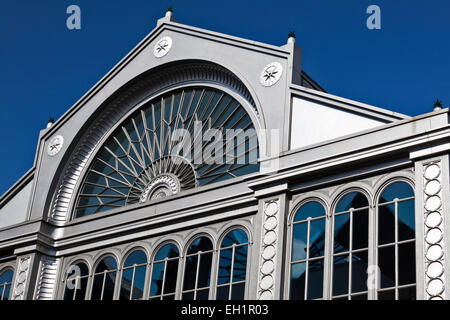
[0,11,449,300]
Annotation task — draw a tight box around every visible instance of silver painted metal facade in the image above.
[0,12,449,300]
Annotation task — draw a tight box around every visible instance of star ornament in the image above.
[260,62,283,87]
[153,36,173,58]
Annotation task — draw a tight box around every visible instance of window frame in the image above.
[180,234,216,300]
[286,198,329,300]
[118,248,149,300]
[0,267,14,301]
[374,178,416,300]
[214,227,250,300]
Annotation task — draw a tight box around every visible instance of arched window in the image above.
[63,262,89,300]
[216,229,249,300]
[149,243,180,300]
[119,250,147,300]
[290,201,326,300]
[74,86,259,218]
[91,256,118,300]
[182,236,214,300]
[377,181,415,300]
[0,269,13,300]
[332,192,369,300]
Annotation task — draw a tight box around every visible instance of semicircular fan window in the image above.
[75,86,259,218]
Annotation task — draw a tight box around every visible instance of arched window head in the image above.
[63,262,89,300]
[75,86,259,218]
[216,229,249,300]
[290,201,326,300]
[91,256,118,300]
[119,250,147,300]
[150,244,180,300]
[377,181,416,300]
[0,269,13,300]
[182,237,213,300]
[332,192,369,300]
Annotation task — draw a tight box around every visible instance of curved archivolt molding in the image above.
[50,61,261,223]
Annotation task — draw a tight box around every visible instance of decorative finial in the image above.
[166,7,173,18]
[287,31,296,44]
[434,99,443,111]
[46,117,55,129]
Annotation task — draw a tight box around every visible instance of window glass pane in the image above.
[351,293,367,300]
[103,271,116,300]
[182,291,194,300]
[95,256,117,273]
[119,268,133,300]
[290,262,306,300]
[0,270,13,284]
[379,182,414,204]
[378,289,395,300]
[183,255,197,291]
[398,242,416,286]
[309,218,326,258]
[292,222,308,261]
[188,237,213,254]
[165,259,179,294]
[64,263,89,301]
[124,250,147,268]
[378,204,395,245]
[216,286,229,300]
[233,245,248,282]
[231,283,245,300]
[155,244,179,261]
[332,254,349,296]
[218,249,232,285]
[294,201,326,222]
[336,192,368,213]
[351,250,368,293]
[307,259,324,300]
[196,288,209,300]
[198,252,212,288]
[221,229,248,247]
[398,200,415,241]
[399,286,416,300]
[353,209,369,250]
[378,245,395,289]
[334,214,350,254]
[150,262,164,297]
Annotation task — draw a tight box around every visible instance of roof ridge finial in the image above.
[434,99,443,112]
[166,7,173,19]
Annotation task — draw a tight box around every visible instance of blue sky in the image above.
[0,0,449,195]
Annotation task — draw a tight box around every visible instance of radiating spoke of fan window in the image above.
[332,192,369,300]
[119,250,147,300]
[182,237,214,300]
[63,263,89,300]
[149,244,180,300]
[377,181,416,300]
[0,269,13,300]
[75,87,259,218]
[91,256,118,300]
[216,229,249,300]
[290,201,326,300]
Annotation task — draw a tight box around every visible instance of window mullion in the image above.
[304,218,311,300]
[161,258,168,297]
[194,252,201,299]
[228,244,236,300]
[349,209,354,299]
[130,265,136,300]
[394,199,399,300]
[101,271,107,300]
